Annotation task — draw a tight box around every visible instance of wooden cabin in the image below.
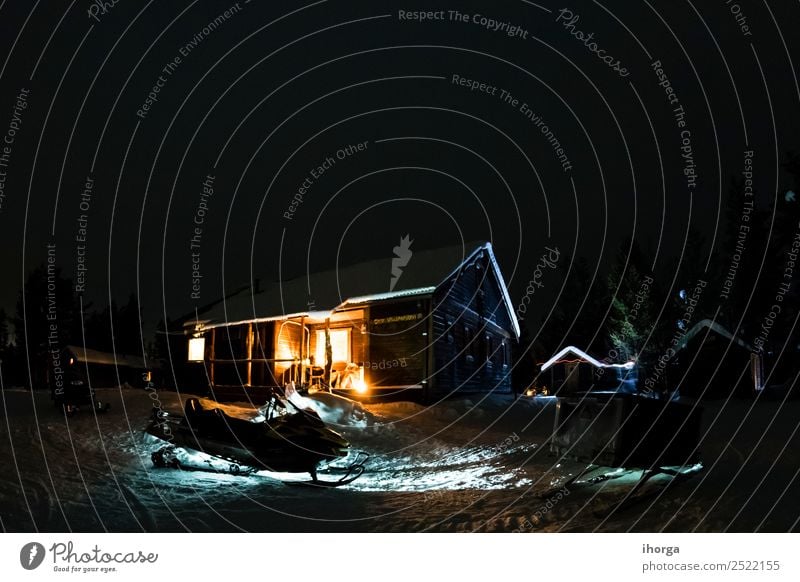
[672,319,763,398]
[537,346,637,395]
[179,242,519,401]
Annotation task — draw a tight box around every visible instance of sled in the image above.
[538,462,703,518]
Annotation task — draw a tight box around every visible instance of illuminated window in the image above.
[315,329,351,364]
[187,336,205,362]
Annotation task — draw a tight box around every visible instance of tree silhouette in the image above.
[605,238,656,361]
[13,264,78,389]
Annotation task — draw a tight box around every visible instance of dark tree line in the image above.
[0,265,150,389]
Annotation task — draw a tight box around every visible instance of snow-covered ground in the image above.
[1,387,798,532]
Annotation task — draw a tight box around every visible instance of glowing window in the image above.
[315,329,351,364]
[187,337,205,362]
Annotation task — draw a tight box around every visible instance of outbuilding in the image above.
[672,319,763,398]
[63,345,151,389]
[537,345,637,395]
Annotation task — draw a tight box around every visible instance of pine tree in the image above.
[606,238,655,362]
[116,294,143,356]
[13,264,77,389]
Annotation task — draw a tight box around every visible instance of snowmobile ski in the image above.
[291,451,370,488]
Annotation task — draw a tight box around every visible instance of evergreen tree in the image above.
[605,238,655,362]
[543,255,609,353]
[13,264,77,389]
[83,302,115,352]
[115,294,143,355]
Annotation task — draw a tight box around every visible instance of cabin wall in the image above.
[364,298,429,389]
[674,338,755,397]
[431,250,513,396]
[212,324,250,388]
[199,321,281,400]
[252,322,277,387]
[167,327,208,390]
[546,362,593,395]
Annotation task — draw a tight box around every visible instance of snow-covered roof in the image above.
[677,318,754,351]
[65,345,148,369]
[340,286,438,306]
[539,345,635,371]
[193,242,520,337]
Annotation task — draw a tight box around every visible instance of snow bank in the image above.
[301,391,373,428]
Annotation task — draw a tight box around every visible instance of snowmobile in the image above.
[146,393,368,486]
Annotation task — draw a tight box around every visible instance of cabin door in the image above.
[564,361,580,392]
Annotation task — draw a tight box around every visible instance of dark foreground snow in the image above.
[1,387,798,532]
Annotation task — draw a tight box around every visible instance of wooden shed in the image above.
[63,345,151,389]
[180,242,519,401]
[538,346,637,395]
[672,319,763,398]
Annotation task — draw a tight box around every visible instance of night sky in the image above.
[0,0,798,337]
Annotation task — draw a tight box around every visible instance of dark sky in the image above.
[0,0,798,337]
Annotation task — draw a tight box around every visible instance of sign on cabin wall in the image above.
[367,304,427,386]
[371,313,423,326]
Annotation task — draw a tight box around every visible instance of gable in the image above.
[435,247,518,337]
